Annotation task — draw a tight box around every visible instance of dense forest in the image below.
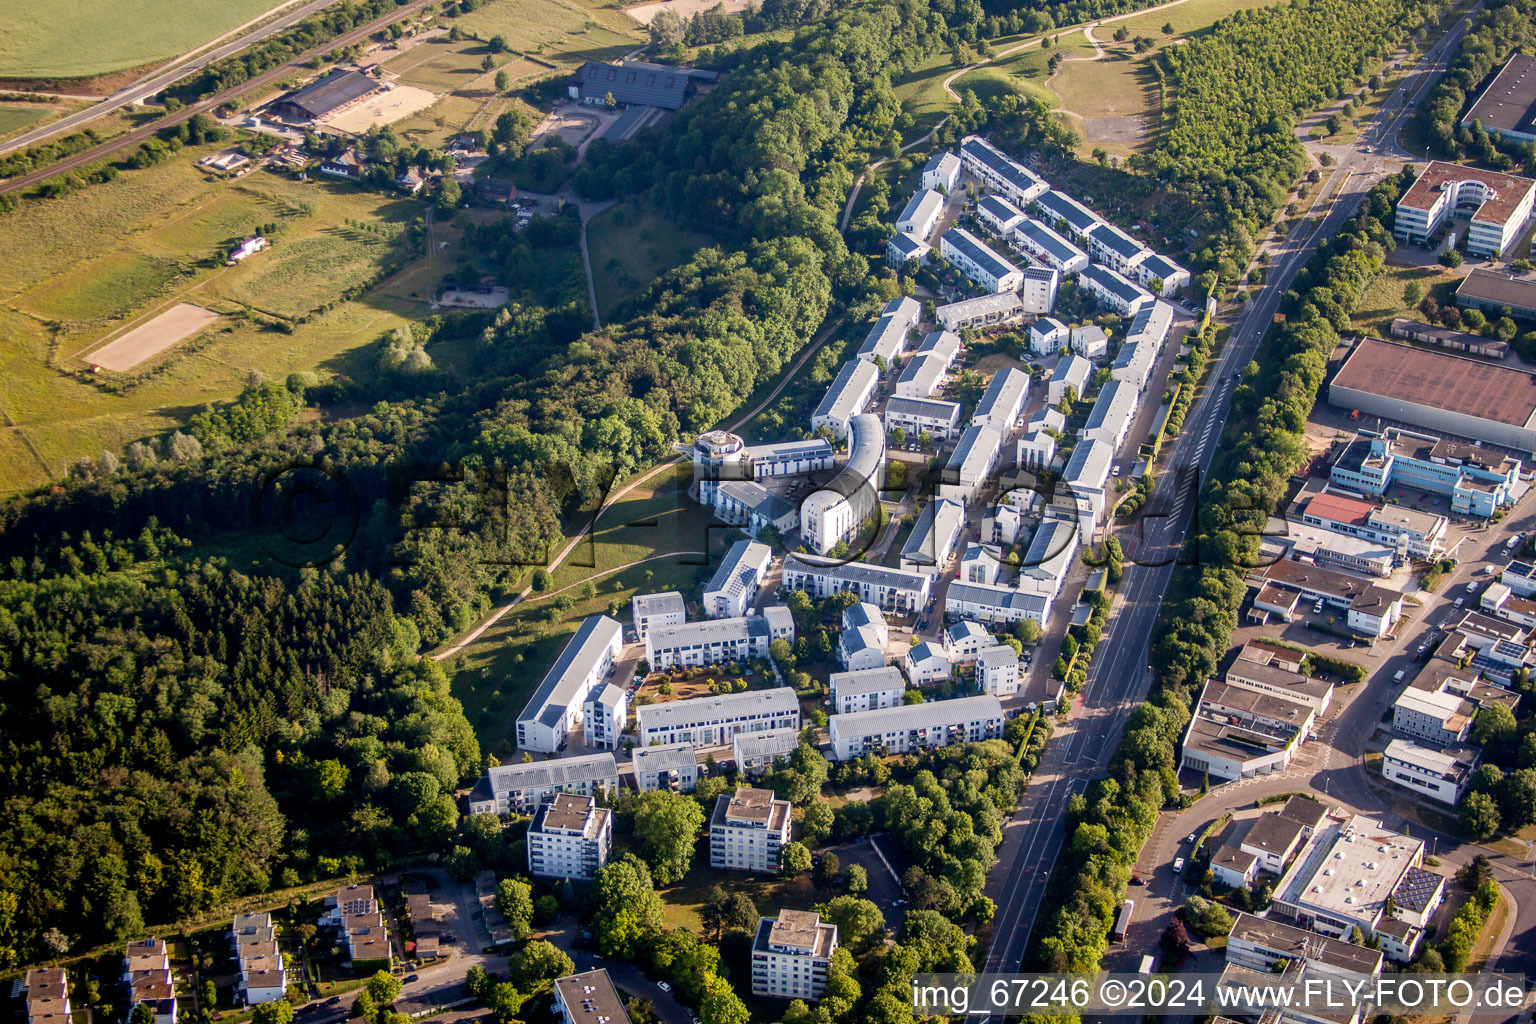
[1029,174,1404,974]
[1419,0,1536,167]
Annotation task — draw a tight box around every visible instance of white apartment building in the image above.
[1078,263,1155,316]
[921,150,961,192]
[1017,518,1080,601]
[894,352,948,398]
[935,291,1027,331]
[645,607,794,670]
[516,615,624,753]
[944,581,1050,627]
[885,396,963,442]
[939,424,1003,504]
[469,753,620,816]
[1083,380,1137,452]
[856,311,915,366]
[554,971,632,1024]
[838,601,888,671]
[831,665,906,713]
[1012,217,1089,274]
[1392,686,1474,745]
[1381,738,1478,806]
[581,683,627,749]
[1048,353,1091,406]
[631,592,686,643]
[1070,324,1108,360]
[1084,221,1152,276]
[1059,439,1113,532]
[801,413,885,555]
[1020,265,1059,313]
[940,227,1025,293]
[1017,430,1057,471]
[895,187,945,239]
[734,726,799,776]
[710,787,792,872]
[703,539,772,619]
[1033,189,1102,240]
[976,644,1020,696]
[904,640,952,685]
[916,328,962,367]
[1030,316,1069,355]
[900,497,967,574]
[972,366,1030,430]
[636,687,801,747]
[1135,253,1191,295]
[811,359,880,440]
[751,911,839,1001]
[781,555,932,612]
[632,742,699,792]
[960,135,1049,205]
[829,694,1005,760]
[527,793,612,880]
[977,194,1027,234]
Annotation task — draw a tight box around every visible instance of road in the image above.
[0,0,436,196]
[0,0,369,157]
[980,11,1478,977]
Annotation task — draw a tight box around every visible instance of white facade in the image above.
[1017,430,1057,471]
[903,641,952,685]
[1048,353,1091,406]
[1381,738,1476,806]
[1060,439,1113,530]
[972,367,1030,431]
[976,644,1020,696]
[959,135,1049,205]
[703,539,773,619]
[828,694,1005,760]
[516,616,624,753]
[1083,379,1137,453]
[636,687,801,747]
[831,664,906,713]
[710,787,792,872]
[633,742,699,792]
[895,188,945,239]
[939,424,1003,504]
[921,150,961,192]
[1078,263,1155,315]
[1030,316,1069,355]
[900,497,967,575]
[645,610,793,670]
[632,592,686,643]
[781,556,931,613]
[1070,325,1108,359]
[894,353,948,398]
[1020,265,1059,314]
[977,195,1026,234]
[935,292,1026,332]
[470,754,620,816]
[1012,217,1089,274]
[751,912,839,1002]
[811,359,880,440]
[801,413,884,555]
[941,227,1024,293]
[527,794,612,880]
[581,683,628,749]
[885,396,962,442]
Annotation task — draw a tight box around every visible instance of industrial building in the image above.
[1461,53,1536,143]
[569,60,711,110]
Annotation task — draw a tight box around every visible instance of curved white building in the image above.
[801,413,885,555]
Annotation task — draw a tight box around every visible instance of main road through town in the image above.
[981,7,1479,978]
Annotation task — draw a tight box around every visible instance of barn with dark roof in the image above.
[269,69,382,122]
[568,60,701,110]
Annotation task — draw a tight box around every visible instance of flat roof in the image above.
[1334,336,1536,428]
[1384,738,1477,780]
[937,292,1024,318]
[632,592,684,619]
[830,665,905,695]
[1399,160,1535,227]
[1274,815,1423,923]
[1464,53,1536,136]
[1229,913,1383,975]
[534,793,602,833]
[555,970,632,1024]
[733,726,799,761]
[755,912,837,957]
[783,554,931,592]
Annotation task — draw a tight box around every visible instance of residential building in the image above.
[1048,353,1091,405]
[1328,424,1523,518]
[895,188,945,239]
[692,430,831,502]
[554,971,632,1024]
[811,359,880,440]
[900,497,967,574]
[944,620,992,661]
[1084,221,1151,276]
[944,581,1049,626]
[703,539,773,619]
[894,352,948,398]
[959,136,1048,205]
[516,616,624,753]
[831,665,906,713]
[1135,252,1191,295]
[1392,686,1475,745]
[1012,217,1090,274]
[1017,430,1057,471]
[781,555,932,612]
[828,694,1005,759]
[800,413,885,555]
[232,913,285,1005]
[632,592,686,643]
[1017,518,1080,600]
[977,195,1027,234]
[1078,263,1155,315]
[886,231,930,268]
[915,328,963,368]
[124,938,178,1024]
[1030,316,1069,355]
[1033,189,1102,240]
[904,641,952,685]
[856,311,916,366]
[1211,846,1259,890]
[1392,161,1536,256]
[229,236,268,263]
[582,683,627,749]
[318,148,364,180]
[1332,340,1536,455]
[645,608,795,670]
[939,424,1003,503]
[711,480,799,541]
[940,227,1025,293]
[636,687,800,747]
[838,601,888,671]
[1059,438,1113,532]
[1070,324,1108,359]
[632,742,699,792]
[710,787,792,872]
[921,150,961,191]
[1028,406,1067,433]
[469,754,620,816]
[972,367,1030,430]
[976,644,1020,696]
[19,969,71,1024]
[527,794,612,880]
[1083,379,1137,452]
[733,727,799,776]
[1381,739,1478,806]
[885,396,963,442]
[935,291,1027,331]
[751,912,839,1001]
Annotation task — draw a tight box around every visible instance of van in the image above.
[1394,669,1405,682]
[1172,856,1185,873]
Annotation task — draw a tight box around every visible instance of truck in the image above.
[1113,900,1134,942]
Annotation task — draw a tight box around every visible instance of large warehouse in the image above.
[1462,53,1536,144]
[1330,337,1536,453]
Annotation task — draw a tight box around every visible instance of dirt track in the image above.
[86,302,219,371]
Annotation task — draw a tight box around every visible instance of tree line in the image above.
[1418,0,1536,167]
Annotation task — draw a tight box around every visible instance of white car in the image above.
[658,982,672,993]
[1465,581,1478,593]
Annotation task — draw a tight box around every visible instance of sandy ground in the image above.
[436,287,509,309]
[87,303,219,372]
[530,108,601,150]
[321,84,439,133]
[625,0,750,25]
[1082,115,1147,143]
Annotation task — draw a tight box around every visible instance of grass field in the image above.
[0,0,278,79]
[0,103,51,138]
[1350,263,1463,339]
[18,250,186,327]
[658,865,818,931]
[453,0,643,64]
[586,202,712,319]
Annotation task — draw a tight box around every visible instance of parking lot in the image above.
[824,833,909,928]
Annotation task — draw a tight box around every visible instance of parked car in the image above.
[1172,856,1186,873]
[404,975,419,984]
[658,982,672,993]
[1185,833,1197,844]
[1466,580,1479,593]
[1130,875,1147,885]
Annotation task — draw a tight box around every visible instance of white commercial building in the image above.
[1030,316,1069,355]
[811,359,880,440]
[632,742,699,792]
[710,787,792,872]
[1393,161,1536,257]
[939,424,1003,504]
[1078,263,1155,316]
[703,539,773,619]
[581,683,627,749]
[636,687,801,747]
[959,135,1049,205]
[527,793,612,880]
[645,608,794,670]
[1179,681,1313,782]
[900,497,967,575]
[631,592,685,643]
[831,664,906,714]
[828,694,1005,760]
[801,413,885,555]
[941,227,1024,293]
[895,187,945,239]
[1381,738,1477,806]
[885,396,963,442]
[751,911,839,1002]
[469,753,620,816]
[972,366,1030,430]
[516,615,624,753]
[1012,217,1089,274]
[976,644,1020,696]
[1392,686,1474,745]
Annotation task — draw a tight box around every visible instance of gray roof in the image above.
[637,687,799,731]
[1054,353,1091,391]
[813,359,880,424]
[896,353,947,394]
[487,753,619,796]
[977,644,1018,669]
[978,194,1025,225]
[916,329,962,364]
[943,227,1020,281]
[937,292,1024,321]
[885,395,961,422]
[1015,218,1085,264]
[1127,301,1175,345]
[897,188,944,228]
[1085,379,1136,436]
[888,232,929,259]
[278,69,380,119]
[902,497,966,567]
[1140,253,1187,281]
[575,61,691,109]
[783,555,930,593]
[716,480,796,523]
[945,423,1002,478]
[705,539,771,600]
[923,150,960,177]
[632,741,697,774]
[588,682,626,709]
[1462,52,1536,136]
[829,693,1003,733]
[959,136,1046,197]
[647,615,772,651]
[1086,221,1149,261]
[946,619,989,643]
[830,665,905,696]
[633,592,685,620]
[974,367,1029,423]
[1034,189,1101,232]
[947,581,1049,615]
[1063,438,1113,486]
[1021,519,1078,581]
[1080,263,1149,305]
[857,312,913,363]
[733,726,799,762]
[882,295,922,322]
[517,616,623,728]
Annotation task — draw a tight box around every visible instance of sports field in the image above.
[87,304,220,372]
[320,84,440,133]
[0,0,279,79]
